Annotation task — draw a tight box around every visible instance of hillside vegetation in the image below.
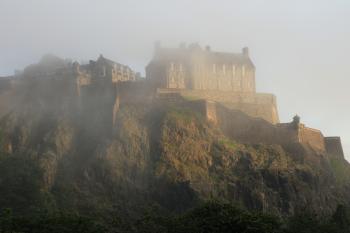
[0,62,350,231]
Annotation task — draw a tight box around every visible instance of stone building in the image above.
[146,42,255,92]
[75,55,136,95]
[146,43,279,124]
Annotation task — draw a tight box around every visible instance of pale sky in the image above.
[0,0,349,159]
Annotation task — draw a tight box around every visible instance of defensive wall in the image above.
[324,137,345,159]
[180,99,344,158]
[156,88,279,124]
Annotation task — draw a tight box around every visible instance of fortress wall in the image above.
[299,126,326,152]
[117,80,155,104]
[157,89,279,124]
[275,124,326,152]
[325,137,345,159]
[212,104,328,153]
[275,123,300,144]
[221,102,279,124]
[214,104,280,145]
[155,89,330,153]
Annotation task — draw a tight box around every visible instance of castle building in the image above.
[75,55,136,92]
[146,43,255,92]
[146,43,279,124]
[0,46,345,159]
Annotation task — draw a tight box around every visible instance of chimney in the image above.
[154,41,161,51]
[242,47,249,57]
[179,42,186,49]
[153,41,161,58]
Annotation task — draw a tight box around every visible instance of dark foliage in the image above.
[1,201,350,233]
[0,155,48,216]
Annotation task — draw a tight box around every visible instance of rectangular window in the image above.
[179,64,183,71]
[170,62,175,71]
[242,65,246,77]
[232,65,236,77]
[223,64,226,75]
[101,66,106,77]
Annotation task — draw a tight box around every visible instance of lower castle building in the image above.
[75,54,137,96]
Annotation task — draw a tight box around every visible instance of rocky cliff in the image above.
[0,75,349,219]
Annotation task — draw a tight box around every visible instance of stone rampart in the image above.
[156,88,279,124]
[325,137,345,159]
[299,125,325,152]
[210,103,332,154]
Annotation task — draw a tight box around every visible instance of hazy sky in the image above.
[1,0,349,159]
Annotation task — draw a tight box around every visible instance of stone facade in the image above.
[157,88,279,124]
[277,121,326,152]
[146,43,255,92]
[201,101,345,157]
[75,55,136,96]
[148,43,278,124]
[325,137,345,159]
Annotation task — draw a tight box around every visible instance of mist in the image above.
[1,0,349,159]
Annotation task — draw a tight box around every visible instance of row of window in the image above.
[169,63,247,76]
[213,64,246,76]
[170,63,183,71]
[99,66,133,78]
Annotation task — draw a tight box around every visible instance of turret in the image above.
[293,115,300,124]
[154,41,161,52]
[292,115,301,129]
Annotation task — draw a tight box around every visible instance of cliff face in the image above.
[0,80,349,218]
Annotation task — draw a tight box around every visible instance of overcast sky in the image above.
[1,0,349,159]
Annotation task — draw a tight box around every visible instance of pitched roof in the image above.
[96,55,133,71]
[207,52,254,67]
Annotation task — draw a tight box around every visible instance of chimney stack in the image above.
[154,41,161,51]
[242,47,249,57]
[179,42,186,49]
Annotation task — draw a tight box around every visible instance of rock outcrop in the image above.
[0,79,349,217]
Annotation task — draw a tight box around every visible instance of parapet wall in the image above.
[298,125,325,152]
[157,88,279,124]
[325,137,345,159]
[205,102,339,154]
